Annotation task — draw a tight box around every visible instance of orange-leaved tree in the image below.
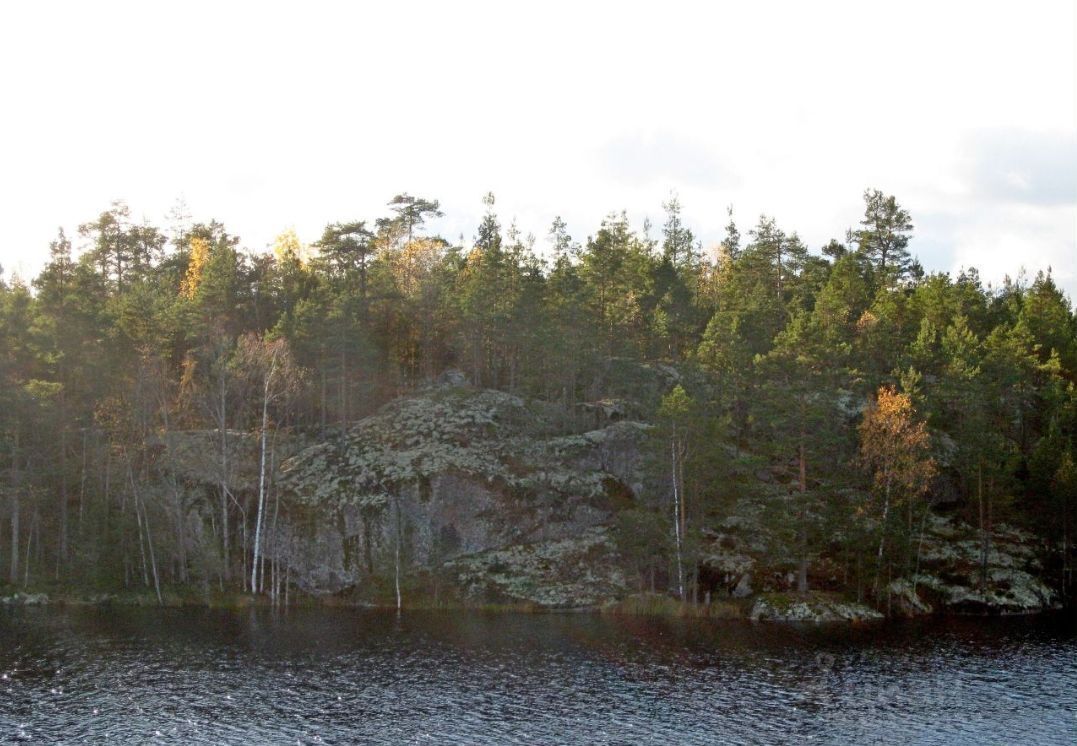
[858,385,936,595]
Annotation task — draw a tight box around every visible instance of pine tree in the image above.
[851,188,914,285]
[387,193,443,244]
[661,192,695,269]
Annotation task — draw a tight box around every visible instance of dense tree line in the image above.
[1,189,1074,605]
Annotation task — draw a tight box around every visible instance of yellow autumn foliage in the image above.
[181,236,210,298]
[858,385,936,503]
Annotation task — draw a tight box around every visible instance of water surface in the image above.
[1,606,1075,744]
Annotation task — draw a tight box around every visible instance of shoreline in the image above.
[1,587,1064,623]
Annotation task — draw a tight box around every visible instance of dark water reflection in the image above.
[1,606,1075,744]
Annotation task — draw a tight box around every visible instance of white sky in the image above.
[1,1,1075,298]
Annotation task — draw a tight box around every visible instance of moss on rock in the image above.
[445,527,626,608]
[750,592,883,623]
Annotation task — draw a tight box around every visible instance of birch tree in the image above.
[858,386,936,595]
[234,334,303,594]
[658,385,693,601]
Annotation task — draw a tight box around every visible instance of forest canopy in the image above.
[1,189,1074,609]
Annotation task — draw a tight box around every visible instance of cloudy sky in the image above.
[1,1,1074,297]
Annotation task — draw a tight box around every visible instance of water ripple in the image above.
[1,608,1075,744]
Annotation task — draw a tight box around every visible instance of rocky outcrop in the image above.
[278,383,646,600]
[153,372,1060,618]
[699,530,758,597]
[446,527,626,607]
[0,592,49,606]
[749,593,883,623]
[884,579,933,616]
[886,515,1058,615]
[702,487,1059,617]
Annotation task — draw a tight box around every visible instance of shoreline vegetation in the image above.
[2,189,1075,623]
[0,585,1061,624]
[0,586,868,621]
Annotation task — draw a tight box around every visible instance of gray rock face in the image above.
[435,369,469,387]
[885,579,934,616]
[749,593,883,623]
[446,527,627,607]
[278,385,646,603]
[700,530,757,596]
[0,592,49,606]
[886,515,1058,615]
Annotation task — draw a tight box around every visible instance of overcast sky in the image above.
[1,1,1074,298]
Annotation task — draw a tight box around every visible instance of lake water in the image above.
[1,606,1075,744]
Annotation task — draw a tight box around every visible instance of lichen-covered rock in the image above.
[584,358,684,419]
[750,593,883,623]
[152,373,1061,617]
[0,592,49,606]
[889,515,1057,615]
[276,384,647,595]
[885,578,934,616]
[906,569,1055,614]
[699,530,756,596]
[446,527,627,608]
[695,480,845,596]
[282,386,645,508]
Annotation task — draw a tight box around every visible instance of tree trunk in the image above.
[977,459,987,593]
[857,552,863,603]
[78,428,88,534]
[10,494,20,586]
[912,505,929,596]
[797,440,808,593]
[23,509,37,587]
[339,344,347,427]
[131,465,150,590]
[167,475,189,584]
[986,474,994,592]
[320,363,327,435]
[363,514,374,576]
[130,464,163,607]
[219,375,231,583]
[285,553,291,607]
[1063,503,1071,604]
[251,353,276,593]
[671,433,685,601]
[9,429,20,584]
[57,424,68,579]
[875,478,891,596]
[394,494,403,611]
[268,440,280,597]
